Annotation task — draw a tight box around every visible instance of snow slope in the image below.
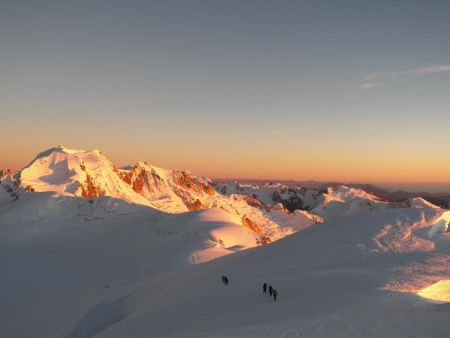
[59,208,450,338]
[0,192,260,338]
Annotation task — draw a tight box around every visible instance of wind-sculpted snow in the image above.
[375,211,450,299]
[371,212,435,253]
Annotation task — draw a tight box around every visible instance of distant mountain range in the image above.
[214,178,450,209]
[1,146,446,242]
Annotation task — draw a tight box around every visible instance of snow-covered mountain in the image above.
[18,146,217,210]
[2,146,443,238]
[214,181,439,219]
[400,197,441,209]
[215,181,323,210]
[4,146,321,242]
[20,146,152,205]
[309,186,391,218]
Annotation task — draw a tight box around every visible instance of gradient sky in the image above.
[1,0,450,186]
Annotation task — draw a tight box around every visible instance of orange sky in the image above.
[1,1,450,188]
[1,136,450,185]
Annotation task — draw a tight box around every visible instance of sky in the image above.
[1,0,450,187]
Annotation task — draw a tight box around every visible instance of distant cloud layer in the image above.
[362,64,450,89]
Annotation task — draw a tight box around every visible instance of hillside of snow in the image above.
[55,208,449,338]
[0,191,263,338]
[2,186,448,338]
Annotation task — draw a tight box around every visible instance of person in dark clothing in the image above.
[269,285,273,296]
[263,283,267,294]
[223,276,229,285]
[273,289,278,301]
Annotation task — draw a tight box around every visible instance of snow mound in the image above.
[188,208,260,263]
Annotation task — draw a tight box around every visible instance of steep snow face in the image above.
[20,146,151,206]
